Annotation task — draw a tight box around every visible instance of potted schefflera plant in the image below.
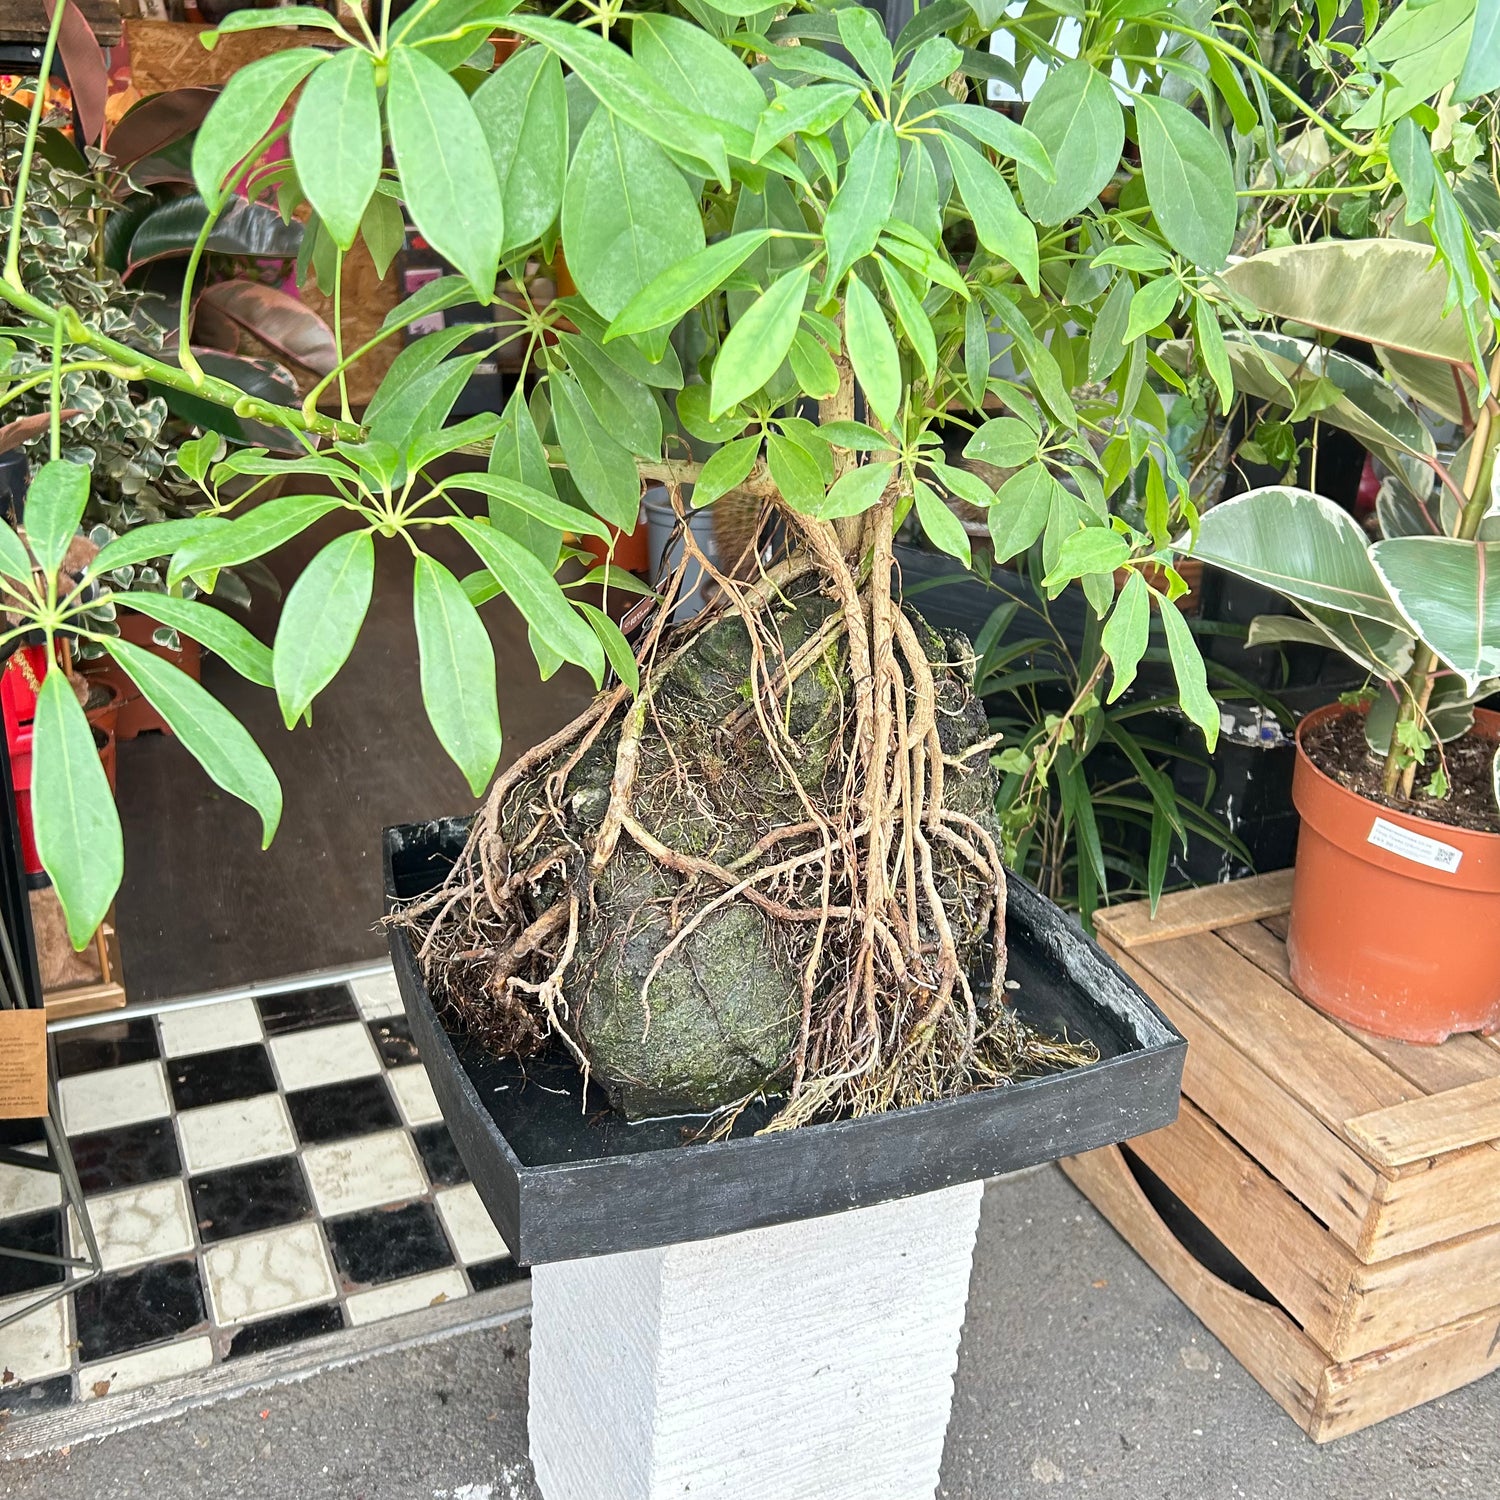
[11,0,1456,1490]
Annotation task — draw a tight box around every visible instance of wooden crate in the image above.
[1062,871,1500,1440]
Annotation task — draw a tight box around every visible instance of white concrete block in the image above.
[529,1180,984,1500]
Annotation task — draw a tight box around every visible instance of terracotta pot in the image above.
[1286,703,1500,1043]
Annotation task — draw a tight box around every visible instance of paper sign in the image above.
[0,1008,46,1118]
[1367,816,1464,875]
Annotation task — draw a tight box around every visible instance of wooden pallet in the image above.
[1063,871,1500,1440]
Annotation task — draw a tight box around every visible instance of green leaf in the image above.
[551,370,642,531]
[606,230,771,342]
[913,479,970,565]
[820,419,891,451]
[987,463,1055,562]
[106,637,282,842]
[632,14,766,134]
[412,554,502,797]
[508,16,728,181]
[206,6,347,37]
[809,459,896,520]
[1042,525,1129,587]
[1158,597,1219,751]
[387,46,503,299]
[789,330,841,397]
[1123,275,1180,343]
[876,255,936,381]
[1016,60,1123,224]
[0,515,32,581]
[32,670,122,948]
[678,384,748,443]
[1135,95,1236,269]
[903,36,963,97]
[1192,296,1233,414]
[452,517,604,681]
[936,104,1053,181]
[823,121,900,288]
[711,265,811,417]
[448,472,609,541]
[92,516,227,577]
[561,334,662,459]
[964,418,1038,468]
[1457,0,1500,98]
[694,435,761,507]
[488,384,562,564]
[1088,276,1132,384]
[843,274,901,429]
[561,109,705,322]
[836,5,894,95]
[1185,487,1407,629]
[272,530,375,728]
[963,296,989,407]
[576,600,640,694]
[472,45,569,255]
[940,133,1038,291]
[360,188,405,281]
[23,459,89,573]
[1370,538,1500,692]
[765,433,826,513]
[1221,240,1490,366]
[367,351,487,455]
[1102,569,1150,702]
[121,594,273,688]
[193,49,326,207]
[751,84,860,161]
[1389,115,1437,224]
[289,46,379,252]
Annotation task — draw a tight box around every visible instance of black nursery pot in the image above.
[385,818,1186,1265]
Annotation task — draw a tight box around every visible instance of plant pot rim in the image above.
[382,816,1186,1265]
[1294,701,1500,846]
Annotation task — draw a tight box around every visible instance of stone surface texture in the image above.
[529,1180,984,1500]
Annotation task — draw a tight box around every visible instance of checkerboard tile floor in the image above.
[0,971,525,1422]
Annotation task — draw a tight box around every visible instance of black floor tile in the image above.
[326,1201,453,1288]
[412,1123,467,1187]
[257,986,358,1035]
[0,1210,65,1296]
[0,1118,45,1148]
[467,1258,528,1293]
[72,1117,182,1195]
[225,1302,343,1359]
[369,1016,420,1068]
[0,1373,73,1416]
[53,1017,159,1078]
[190,1156,312,1243]
[286,1076,400,1145]
[73,1258,206,1361]
[168,1043,276,1111]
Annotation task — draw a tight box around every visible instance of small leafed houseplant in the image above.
[3,0,1485,1115]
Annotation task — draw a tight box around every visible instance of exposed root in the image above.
[394,484,1096,1129]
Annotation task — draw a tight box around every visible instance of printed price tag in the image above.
[0,1009,46,1118]
[1367,816,1463,874]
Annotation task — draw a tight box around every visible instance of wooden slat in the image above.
[1364,1141,1500,1262]
[1103,942,1379,1253]
[1346,1077,1500,1169]
[1061,1145,1324,1436]
[1129,1101,1351,1355]
[1126,930,1418,1133]
[1220,920,1500,1097]
[1094,870,1294,950]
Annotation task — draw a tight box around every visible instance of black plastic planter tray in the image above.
[385,818,1186,1264]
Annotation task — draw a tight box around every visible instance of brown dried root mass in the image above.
[395,496,1096,1130]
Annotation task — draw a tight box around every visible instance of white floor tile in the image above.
[158,998,263,1059]
[203,1222,335,1325]
[73,1179,194,1274]
[269,1021,381,1092]
[345,1267,467,1327]
[351,967,404,1020]
[79,1335,213,1399]
[435,1184,510,1266]
[302,1129,425,1216]
[0,1147,59,1217]
[387,1063,443,1128]
[176,1093,295,1176]
[59,1060,169,1136]
[0,1290,71,1382]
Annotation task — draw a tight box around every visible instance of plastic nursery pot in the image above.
[1286,703,1500,1043]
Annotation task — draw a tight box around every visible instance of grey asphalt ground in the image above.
[7,1165,1498,1500]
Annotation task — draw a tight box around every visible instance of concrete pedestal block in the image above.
[529,1179,984,1500]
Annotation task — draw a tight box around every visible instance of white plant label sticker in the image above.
[1367,816,1463,874]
